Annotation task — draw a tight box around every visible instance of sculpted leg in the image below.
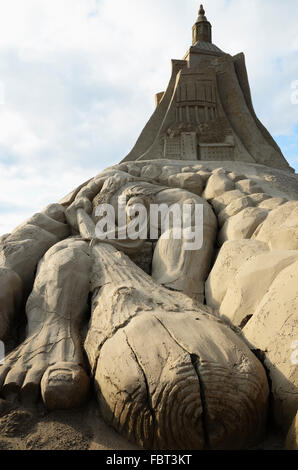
[85,243,269,450]
[0,204,70,295]
[0,268,22,342]
[0,204,70,342]
[0,238,90,409]
[152,189,217,302]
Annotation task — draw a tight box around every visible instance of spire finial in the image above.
[199,4,205,16]
[192,4,212,44]
[198,4,207,21]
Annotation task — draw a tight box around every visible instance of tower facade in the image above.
[123,5,291,172]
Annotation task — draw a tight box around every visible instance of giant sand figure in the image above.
[0,6,297,450]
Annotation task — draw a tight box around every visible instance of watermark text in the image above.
[95,198,204,251]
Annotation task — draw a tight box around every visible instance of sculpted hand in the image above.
[65,197,93,232]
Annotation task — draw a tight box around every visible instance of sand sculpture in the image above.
[0,5,297,450]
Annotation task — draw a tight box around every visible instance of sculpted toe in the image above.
[41,362,89,410]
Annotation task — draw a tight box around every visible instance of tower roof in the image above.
[192,4,212,45]
[122,4,291,172]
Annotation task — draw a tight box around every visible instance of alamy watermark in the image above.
[94,197,204,251]
[291,81,298,104]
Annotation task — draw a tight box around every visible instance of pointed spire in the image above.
[192,4,212,45]
[198,4,207,21]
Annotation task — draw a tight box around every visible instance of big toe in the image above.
[41,362,89,410]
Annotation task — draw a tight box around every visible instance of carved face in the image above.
[126,196,149,224]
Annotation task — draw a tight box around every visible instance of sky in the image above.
[0,0,297,235]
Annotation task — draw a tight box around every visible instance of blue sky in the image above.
[0,0,297,234]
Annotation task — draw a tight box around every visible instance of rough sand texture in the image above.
[0,400,139,451]
[0,399,285,451]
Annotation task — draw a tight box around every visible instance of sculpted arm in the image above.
[66,170,145,254]
[65,174,107,232]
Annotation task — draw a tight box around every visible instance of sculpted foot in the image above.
[85,244,269,450]
[0,238,91,409]
[0,317,89,409]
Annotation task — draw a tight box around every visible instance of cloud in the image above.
[0,0,297,234]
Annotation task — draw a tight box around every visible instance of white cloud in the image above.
[0,0,297,234]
